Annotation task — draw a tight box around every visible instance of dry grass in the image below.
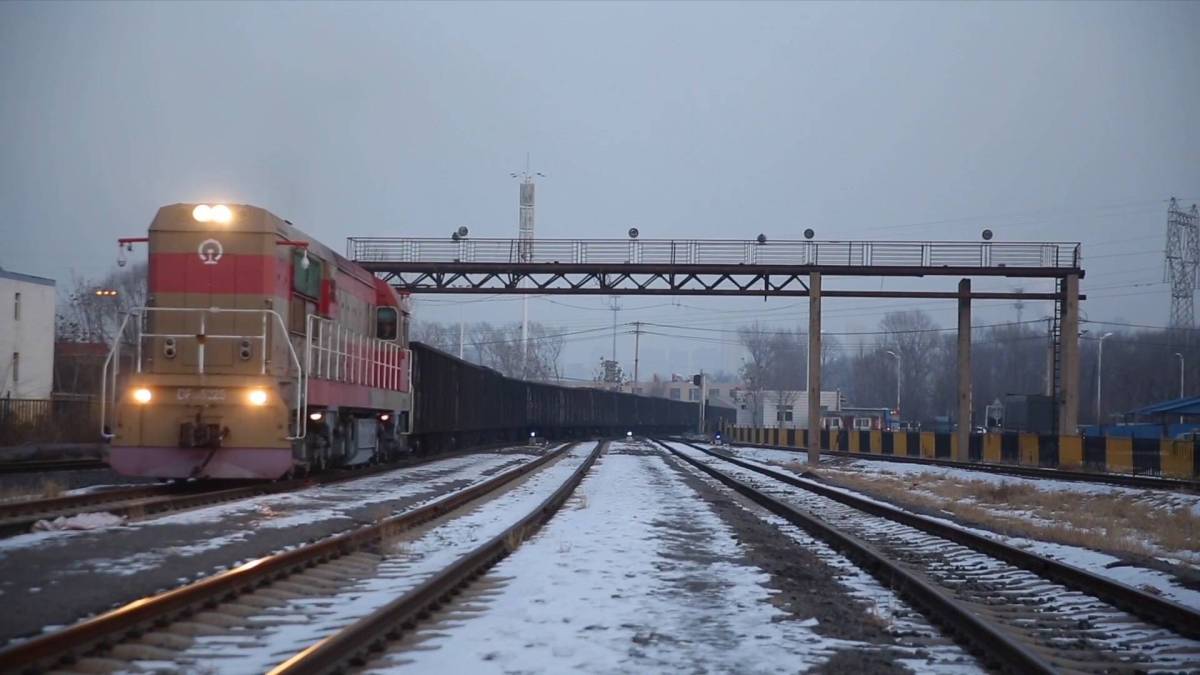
[799,463,1200,566]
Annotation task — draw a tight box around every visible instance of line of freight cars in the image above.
[409,342,734,453]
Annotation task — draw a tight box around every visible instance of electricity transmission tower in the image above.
[1165,197,1200,329]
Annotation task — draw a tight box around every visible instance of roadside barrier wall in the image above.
[724,425,1199,480]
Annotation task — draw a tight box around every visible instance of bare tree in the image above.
[645,373,668,397]
[738,323,808,428]
[410,321,459,353]
[56,263,148,344]
[878,310,942,423]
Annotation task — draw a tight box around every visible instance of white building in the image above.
[0,267,56,399]
[627,379,740,409]
[735,389,844,429]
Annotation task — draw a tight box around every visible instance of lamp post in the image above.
[885,350,900,427]
[1176,352,1185,426]
[1096,332,1113,425]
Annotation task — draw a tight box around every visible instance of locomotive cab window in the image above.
[289,250,323,335]
[292,250,323,297]
[376,307,399,341]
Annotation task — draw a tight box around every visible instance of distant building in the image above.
[735,389,844,429]
[627,378,740,408]
[0,267,56,398]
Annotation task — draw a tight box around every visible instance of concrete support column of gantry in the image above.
[808,272,822,466]
[956,278,972,462]
[1059,273,1081,435]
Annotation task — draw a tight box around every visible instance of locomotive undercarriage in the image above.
[296,408,407,476]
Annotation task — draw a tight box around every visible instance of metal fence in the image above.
[347,237,1082,270]
[0,397,100,445]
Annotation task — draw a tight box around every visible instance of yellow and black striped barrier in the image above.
[724,425,1199,480]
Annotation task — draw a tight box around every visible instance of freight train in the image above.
[409,342,723,454]
[102,203,729,480]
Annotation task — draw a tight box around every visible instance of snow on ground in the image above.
[707,444,1200,609]
[164,443,599,673]
[366,440,976,674]
[0,451,541,557]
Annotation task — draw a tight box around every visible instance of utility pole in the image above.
[633,321,642,389]
[608,296,621,366]
[1096,332,1113,424]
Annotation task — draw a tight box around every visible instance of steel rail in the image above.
[0,446,516,535]
[0,484,177,521]
[0,443,576,673]
[731,440,1200,492]
[676,440,1200,640]
[651,439,1053,674]
[269,441,604,675]
[0,448,506,538]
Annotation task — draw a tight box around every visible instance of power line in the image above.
[639,318,1045,338]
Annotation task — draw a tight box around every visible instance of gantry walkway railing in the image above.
[348,237,1081,271]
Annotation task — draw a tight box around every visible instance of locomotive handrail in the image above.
[304,315,408,393]
[99,307,306,441]
[99,313,134,440]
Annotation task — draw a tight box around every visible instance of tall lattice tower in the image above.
[1165,197,1200,329]
[511,157,544,376]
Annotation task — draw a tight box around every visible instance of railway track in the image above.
[656,439,1200,673]
[730,440,1200,492]
[0,441,600,674]
[0,450,499,538]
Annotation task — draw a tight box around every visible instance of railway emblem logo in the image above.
[198,239,224,265]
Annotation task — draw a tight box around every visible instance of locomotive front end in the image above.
[112,375,296,478]
[106,204,305,479]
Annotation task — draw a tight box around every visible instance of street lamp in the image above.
[1096,332,1114,425]
[1176,352,1185,426]
[885,350,901,425]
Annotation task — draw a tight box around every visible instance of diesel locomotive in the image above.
[103,203,412,479]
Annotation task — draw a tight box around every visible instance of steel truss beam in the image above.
[370,267,1068,300]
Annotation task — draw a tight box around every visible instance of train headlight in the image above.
[380,414,390,422]
[247,389,268,406]
[133,388,152,404]
[192,204,212,222]
[309,412,323,421]
[210,204,232,224]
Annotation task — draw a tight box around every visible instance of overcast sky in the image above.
[2,1,1198,378]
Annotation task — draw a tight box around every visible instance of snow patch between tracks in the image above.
[369,441,891,673]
